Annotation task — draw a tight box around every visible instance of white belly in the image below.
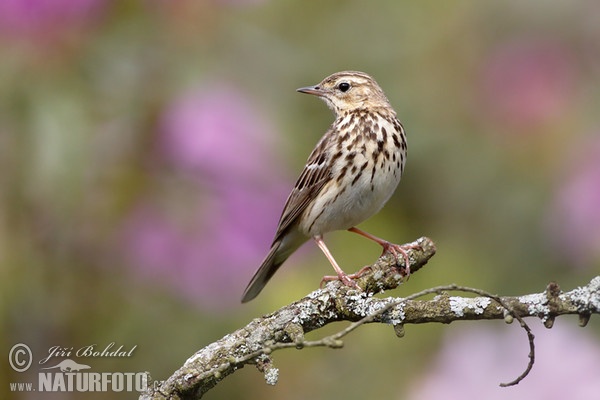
[299,153,402,236]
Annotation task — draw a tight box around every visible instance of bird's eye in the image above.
[338,82,350,92]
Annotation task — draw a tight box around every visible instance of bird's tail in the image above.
[241,231,306,303]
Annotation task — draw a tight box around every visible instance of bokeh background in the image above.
[2,1,600,399]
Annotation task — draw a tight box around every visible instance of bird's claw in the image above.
[381,242,420,278]
[320,272,361,289]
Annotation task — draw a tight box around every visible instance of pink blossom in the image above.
[123,85,290,310]
[160,84,280,182]
[408,323,600,400]
[547,136,600,267]
[0,0,106,38]
[480,40,576,130]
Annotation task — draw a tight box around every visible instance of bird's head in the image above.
[297,71,391,114]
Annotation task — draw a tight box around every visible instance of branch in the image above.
[139,237,600,400]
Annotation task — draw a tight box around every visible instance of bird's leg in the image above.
[348,227,420,277]
[314,235,361,289]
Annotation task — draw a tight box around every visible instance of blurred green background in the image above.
[2,1,600,399]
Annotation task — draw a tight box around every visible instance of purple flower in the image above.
[160,84,281,182]
[480,40,576,130]
[0,0,106,38]
[123,84,290,310]
[547,136,600,267]
[407,324,600,399]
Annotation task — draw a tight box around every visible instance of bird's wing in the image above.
[273,131,334,242]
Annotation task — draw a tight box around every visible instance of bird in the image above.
[242,71,414,303]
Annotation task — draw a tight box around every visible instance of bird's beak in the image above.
[297,85,325,97]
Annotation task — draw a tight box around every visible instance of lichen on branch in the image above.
[139,237,600,400]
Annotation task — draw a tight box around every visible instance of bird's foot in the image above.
[380,242,421,278]
[320,271,361,289]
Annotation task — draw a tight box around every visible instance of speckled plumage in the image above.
[242,71,410,303]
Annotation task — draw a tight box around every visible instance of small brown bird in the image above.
[242,71,413,303]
